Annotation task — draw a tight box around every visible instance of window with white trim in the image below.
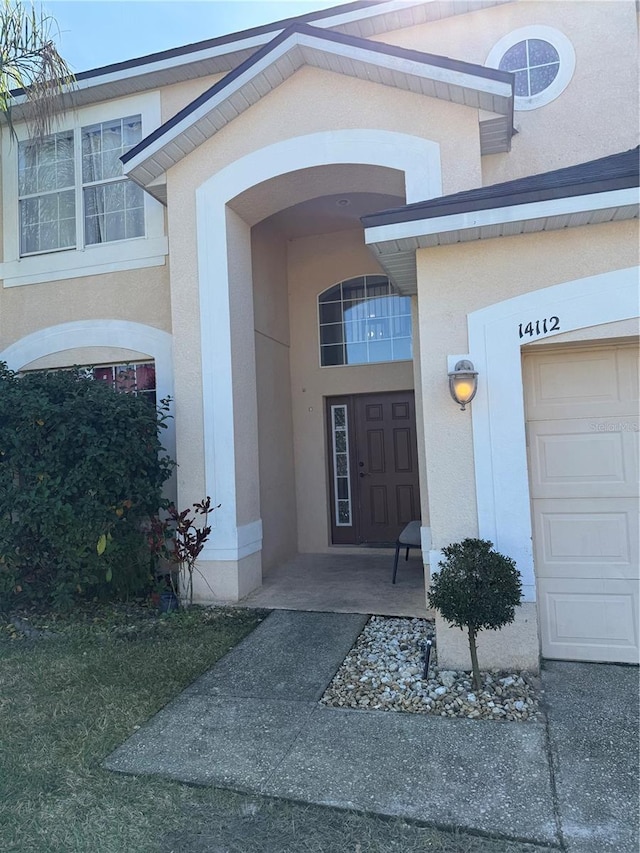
[319,275,412,367]
[486,27,576,111]
[18,115,144,256]
[2,92,166,288]
[499,39,559,98]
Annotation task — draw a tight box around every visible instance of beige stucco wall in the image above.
[160,74,225,123]
[193,551,262,603]
[375,0,639,184]
[287,228,417,552]
[436,604,541,672]
[0,136,3,261]
[0,2,634,617]
[416,219,639,556]
[226,207,261,528]
[251,219,298,570]
[0,265,171,352]
[165,63,482,202]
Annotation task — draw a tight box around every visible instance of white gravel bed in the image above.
[320,616,543,723]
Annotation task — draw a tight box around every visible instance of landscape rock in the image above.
[320,616,543,723]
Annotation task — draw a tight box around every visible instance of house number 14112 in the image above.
[519,316,560,339]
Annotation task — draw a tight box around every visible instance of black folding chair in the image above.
[392,520,422,584]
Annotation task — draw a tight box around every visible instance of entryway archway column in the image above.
[193,130,442,601]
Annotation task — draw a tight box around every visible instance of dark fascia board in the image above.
[122,22,512,167]
[361,147,640,227]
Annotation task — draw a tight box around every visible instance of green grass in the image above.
[0,603,552,853]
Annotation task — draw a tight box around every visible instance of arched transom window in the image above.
[318,275,412,367]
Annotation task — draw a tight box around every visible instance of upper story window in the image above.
[18,115,144,256]
[499,40,559,98]
[1,92,167,288]
[319,275,412,367]
[486,27,576,111]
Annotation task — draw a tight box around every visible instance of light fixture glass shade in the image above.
[448,359,478,410]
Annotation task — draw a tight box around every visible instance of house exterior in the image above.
[1,0,638,670]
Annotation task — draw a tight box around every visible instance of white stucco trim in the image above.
[466,267,639,602]
[200,520,264,562]
[420,525,432,555]
[196,129,442,562]
[1,242,168,288]
[0,320,175,463]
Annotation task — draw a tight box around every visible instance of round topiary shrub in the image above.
[428,537,522,690]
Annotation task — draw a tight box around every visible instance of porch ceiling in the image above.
[229,163,405,228]
[263,192,405,240]
[122,23,514,200]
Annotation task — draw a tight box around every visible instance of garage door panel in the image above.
[528,419,638,499]
[524,346,639,421]
[532,499,638,578]
[538,577,638,663]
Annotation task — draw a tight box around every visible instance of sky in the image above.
[44,0,344,73]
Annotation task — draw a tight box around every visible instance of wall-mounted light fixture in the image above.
[448,359,478,411]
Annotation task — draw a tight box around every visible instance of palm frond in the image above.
[0,0,75,140]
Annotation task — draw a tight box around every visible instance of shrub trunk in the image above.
[468,626,482,692]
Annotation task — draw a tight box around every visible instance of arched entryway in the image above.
[187,130,441,603]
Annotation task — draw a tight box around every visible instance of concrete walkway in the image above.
[105,611,639,852]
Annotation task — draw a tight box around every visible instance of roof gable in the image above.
[122,23,514,197]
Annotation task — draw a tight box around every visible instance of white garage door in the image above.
[524,342,639,663]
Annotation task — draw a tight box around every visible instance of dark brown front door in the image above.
[327,391,420,545]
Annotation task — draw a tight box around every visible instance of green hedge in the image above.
[0,363,174,609]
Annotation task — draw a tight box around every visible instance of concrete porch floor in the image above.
[238,552,431,618]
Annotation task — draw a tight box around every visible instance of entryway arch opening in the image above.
[194,130,440,610]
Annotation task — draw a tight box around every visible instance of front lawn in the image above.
[0,603,549,853]
[0,605,264,852]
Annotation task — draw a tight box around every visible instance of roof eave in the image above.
[9,0,513,119]
[365,187,640,294]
